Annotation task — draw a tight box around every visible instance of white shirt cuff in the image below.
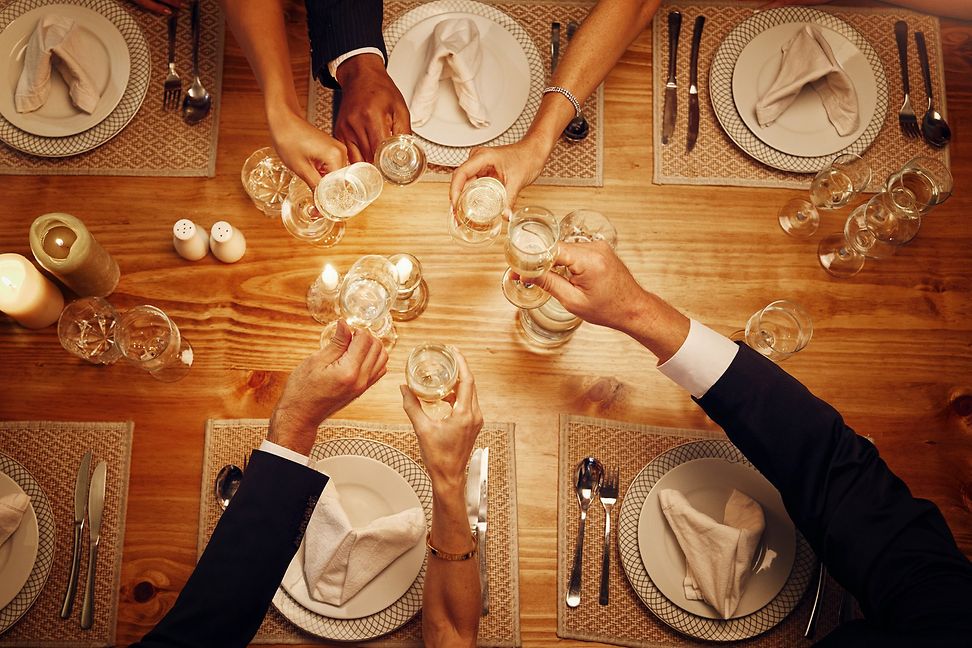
[328,47,385,82]
[657,319,739,399]
[258,439,311,467]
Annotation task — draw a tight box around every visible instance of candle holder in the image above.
[29,213,119,297]
[281,177,347,248]
[58,297,121,365]
[241,147,292,218]
[405,343,458,419]
[0,253,64,329]
[306,263,342,324]
[115,305,193,382]
[516,297,583,349]
[318,255,399,351]
[389,253,428,322]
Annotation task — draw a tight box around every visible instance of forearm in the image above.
[620,289,691,364]
[881,0,972,20]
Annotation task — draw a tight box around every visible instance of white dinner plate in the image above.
[732,22,877,158]
[637,458,796,620]
[281,454,426,620]
[0,472,38,611]
[0,3,130,137]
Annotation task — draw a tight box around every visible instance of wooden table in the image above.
[1,2,970,646]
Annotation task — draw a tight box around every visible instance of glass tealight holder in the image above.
[115,305,193,382]
[57,297,121,365]
[306,263,342,324]
[241,147,293,218]
[389,253,429,322]
[281,177,346,248]
[375,135,427,185]
[516,297,582,349]
[318,255,399,351]
[449,177,507,246]
[315,162,383,221]
[502,206,559,309]
[405,343,459,419]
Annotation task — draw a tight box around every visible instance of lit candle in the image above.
[306,262,343,324]
[321,263,339,291]
[0,253,64,329]
[29,213,119,297]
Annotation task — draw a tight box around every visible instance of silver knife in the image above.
[60,450,91,618]
[661,11,683,144]
[550,22,561,75]
[476,447,490,616]
[80,460,107,629]
[686,15,705,152]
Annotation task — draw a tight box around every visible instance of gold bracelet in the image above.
[426,531,478,561]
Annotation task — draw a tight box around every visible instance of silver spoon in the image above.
[915,31,950,148]
[562,21,589,142]
[182,0,211,125]
[566,456,603,607]
[214,464,243,510]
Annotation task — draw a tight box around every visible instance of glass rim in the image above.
[115,304,180,361]
[405,343,459,393]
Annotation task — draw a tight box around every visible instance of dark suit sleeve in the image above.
[695,344,972,646]
[133,450,328,648]
[305,0,386,89]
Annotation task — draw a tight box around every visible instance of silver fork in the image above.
[597,467,619,606]
[163,12,182,110]
[894,20,920,138]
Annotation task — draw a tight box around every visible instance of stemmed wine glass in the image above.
[319,255,400,351]
[502,206,559,309]
[449,177,508,246]
[732,300,813,362]
[405,343,459,419]
[315,162,384,220]
[778,153,872,239]
[882,156,953,246]
[115,305,193,382]
[281,177,347,248]
[558,209,619,247]
[375,135,427,186]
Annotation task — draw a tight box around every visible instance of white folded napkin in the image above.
[755,24,860,136]
[410,18,489,129]
[15,14,103,114]
[0,491,30,546]
[303,484,426,606]
[659,488,765,619]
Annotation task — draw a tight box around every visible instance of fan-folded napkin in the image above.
[0,492,30,546]
[755,24,859,136]
[15,14,104,114]
[303,485,426,606]
[410,18,489,129]
[659,488,765,619]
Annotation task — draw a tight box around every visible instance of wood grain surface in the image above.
[0,1,969,646]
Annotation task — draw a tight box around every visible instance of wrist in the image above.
[334,52,385,88]
[265,100,302,134]
[268,406,318,455]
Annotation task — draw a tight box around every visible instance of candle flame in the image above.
[321,263,339,291]
[395,256,413,284]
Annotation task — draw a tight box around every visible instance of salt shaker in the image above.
[172,219,210,261]
[209,221,246,263]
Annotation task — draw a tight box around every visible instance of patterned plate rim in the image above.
[0,452,55,635]
[0,0,150,158]
[617,439,815,641]
[271,438,432,642]
[384,0,543,167]
[709,7,888,173]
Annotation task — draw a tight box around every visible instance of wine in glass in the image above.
[778,153,872,239]
[319,255,399,351]
[405,343,459,419]
[502,206,559,309]
[375,135,427,186]
[315,162,384,220]
[449,177,508,246]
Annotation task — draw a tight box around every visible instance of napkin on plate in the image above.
[303,484,426,606]
[410,18,490,129]
[15,14,104,115]
[754,24,860,136]
[0,491,30,546]
[659,488,765,619]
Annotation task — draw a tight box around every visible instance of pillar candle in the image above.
[29,213,120,297]
[0,253,65,329]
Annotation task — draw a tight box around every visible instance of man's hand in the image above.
[400,349,483,491]
[267,107,348,188]
[269,321,388,455]
[449,137,550,213]
[335,54,411,164]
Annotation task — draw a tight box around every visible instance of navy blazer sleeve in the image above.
[133,450,328,648]
[696,344,972,646]
[305,0,386,89]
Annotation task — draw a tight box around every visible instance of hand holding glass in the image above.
[405,344,459,419]
[502,207,559,309]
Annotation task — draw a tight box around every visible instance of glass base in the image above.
[728,329,745,343]
[778,198,820,239]
[391,280,429,322]
[448,209,500,247]
[148,339,193,382]
[501,268,550,309]
[818,232,865,278]
[420,399,453,420]
[515,305,581,349]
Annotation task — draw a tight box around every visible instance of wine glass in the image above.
[319,255,399,351]
[389,253,429,322]
[739,300,813,362]
[375,135,427,186]
[449,177,507,246]
[281,178,346,248]
[502,206,559,309]
[241,147,292,218]
[58,297,121,365]
[517,297,583,349]
[778,153,872,239]
[405,343,459,419]
[558,209,618,247]
[883,156,953,245]
[315,162,384,220]
[115,305,193,382]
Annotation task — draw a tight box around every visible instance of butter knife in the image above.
[60,450,91,618]
[661,11,682,144]
[476,447,490,615]
[686,15,705,152]
[80,460,107,629]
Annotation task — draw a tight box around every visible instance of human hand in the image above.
[400,349,483,491]
[267,108,348,188]
[269,321,388,455]
[335,54,411,164]
[449,137,550,213]
[128,0,180,15]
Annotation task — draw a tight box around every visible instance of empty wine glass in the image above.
[883,156,953,245]
[449,177,507,246]
[405,343,459,419]
[375,135,427,186]
[241,147,292,218]
[778,153,872,239]
[315,162,383,221]
[57,297,121,365]
[115,305,193,382]
[281,178,346,248]
[319,255,399,351]
[739,300,813,362]
[389,253,429,321]
[558,209,618,247]
[502,206,559,309]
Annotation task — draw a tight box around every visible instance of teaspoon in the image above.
[566,456,603,607]
[215,464,243,510]
[914,31,950,148]
[562,21,590,142]
[182,0,212,125]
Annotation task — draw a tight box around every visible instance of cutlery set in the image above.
[662,11,705,152]
[566,457,619,608]
[163,0,212,124]
[894,21,950,146]
[60,450,108,630]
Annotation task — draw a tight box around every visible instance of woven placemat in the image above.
[652,0,950,189]
[200,418,521,647]
[308,0,603,187]
[557,415,843,647]
[0,0,224,177]
[0,420,133,647]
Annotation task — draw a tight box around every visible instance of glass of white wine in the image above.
[738,300,813,362]
[375,135,427,186]
[319,255,399,351]
[449,177,507,246]
[281,177,346,248]
[315,162,384,221]
[502,206,559,309]
[778,153,872,239]
[405,343,459,419]
[115,305,193,382]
